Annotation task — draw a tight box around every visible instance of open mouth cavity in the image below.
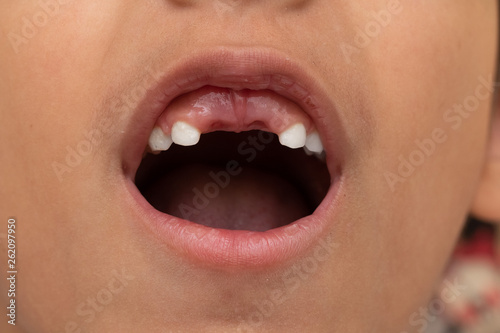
[135,86,331,232]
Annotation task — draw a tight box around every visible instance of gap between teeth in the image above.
[147,121,325,156]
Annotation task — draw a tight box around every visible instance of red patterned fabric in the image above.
[431,222,500,333]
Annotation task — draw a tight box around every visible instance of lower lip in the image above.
[124,175,342,268]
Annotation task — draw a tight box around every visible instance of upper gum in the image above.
[155,86,314,135]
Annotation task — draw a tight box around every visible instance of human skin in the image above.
[1,1,499,332]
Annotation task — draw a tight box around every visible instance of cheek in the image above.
[369,1,497,214]
[312,1,497,329]
[368,0,495,321]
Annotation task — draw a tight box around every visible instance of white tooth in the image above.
[305,131,324,153]
[279,123,306,149]
[148,127,173,152]
[171,121,201,146]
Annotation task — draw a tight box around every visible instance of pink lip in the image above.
[120,47,347,268]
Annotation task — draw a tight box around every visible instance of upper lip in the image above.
[119,46,347,268]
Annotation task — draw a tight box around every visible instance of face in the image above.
[0,1,498,332]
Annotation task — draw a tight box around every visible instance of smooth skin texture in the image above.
[1,0,500,332]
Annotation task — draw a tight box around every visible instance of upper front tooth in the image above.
[148,127,173,152]
[305,132,324,153]
[279,123,306,149]
[171,121,201,146]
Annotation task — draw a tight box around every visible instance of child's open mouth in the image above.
[121,48,346,268]
[136,86,330,232]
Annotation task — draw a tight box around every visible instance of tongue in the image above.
[144,164,310,231]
